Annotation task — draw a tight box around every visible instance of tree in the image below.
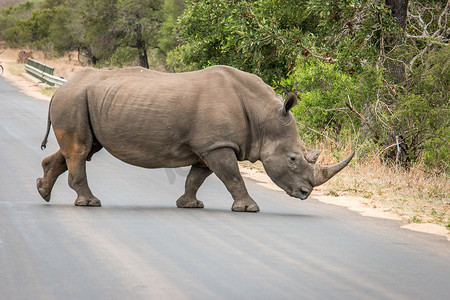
[80,0,121,65]
[170,0,316,84]
[0,0,36,40]
[158,0,184,56]
[47,1,84,56]
[115,0,163,68]
[2,8,53,48]
[80,0,165,68]
[2,0,182,68]
[0,0,29,9]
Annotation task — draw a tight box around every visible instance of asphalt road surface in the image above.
[1,76,449,300]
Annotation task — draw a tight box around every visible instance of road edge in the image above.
[239,165,450,241]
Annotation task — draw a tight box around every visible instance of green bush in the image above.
[107,46,139,68]
[282,50,448,172]
[394,47,449,171]
[282,57,377,139]
[0,0,36,40]
[2,8,53,48]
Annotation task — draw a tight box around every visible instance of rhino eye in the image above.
[290,156,296,162]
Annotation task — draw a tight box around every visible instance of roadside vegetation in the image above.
[0,0,448,227]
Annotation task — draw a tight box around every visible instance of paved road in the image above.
[0,77,449,300]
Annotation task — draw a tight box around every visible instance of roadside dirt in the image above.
[0,48,51,101]
[1,47,448,241]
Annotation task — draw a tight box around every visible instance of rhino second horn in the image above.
[305,150,321,164]
[313,151,355,186]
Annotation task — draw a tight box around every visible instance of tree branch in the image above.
[438,0,450,35]
[345,95,367,123]
[409,42,430,69]
[296,121,340,146]
[406,2,449,71]
[300,45,337,63]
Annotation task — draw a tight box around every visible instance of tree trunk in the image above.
[135,24,149,69]
[384,0,408,83]
[137,41,149,69]
[385,0,408,29]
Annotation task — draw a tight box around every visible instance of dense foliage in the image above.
[171,0,449,171]
[0,0,448,171]
[0,0,37,40]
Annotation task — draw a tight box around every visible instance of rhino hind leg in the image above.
[204,148,260,212]
[54,128,102,207]
[176,163,212,208]
[37,150,68,202]
[65,151,101,207]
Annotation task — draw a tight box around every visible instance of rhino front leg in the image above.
[204,148,260,212]
[176,163,212,208]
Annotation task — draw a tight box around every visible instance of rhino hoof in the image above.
[74,196,102,207]
[36,178,51,202]
[232,200,260,213]
[176,196,204,208]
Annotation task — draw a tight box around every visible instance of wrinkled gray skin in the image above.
[37,66,354,212]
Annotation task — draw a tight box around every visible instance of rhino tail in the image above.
[41,96,54,150]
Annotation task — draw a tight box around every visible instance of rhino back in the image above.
[71,66,270,168]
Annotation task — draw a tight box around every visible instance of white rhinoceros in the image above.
[37,66,353,212]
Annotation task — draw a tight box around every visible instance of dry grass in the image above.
[25,50,85,80]
[321,158,449,227]
[0,47,84,98]
[306,140,448,227]
[41,86,58,97]
[4,61,25,76]
[0,46,84,80]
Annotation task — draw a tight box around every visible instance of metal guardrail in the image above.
[25,58,67,86]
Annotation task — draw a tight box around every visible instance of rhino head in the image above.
[260,93,354,200]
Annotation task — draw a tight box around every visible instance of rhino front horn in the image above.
[313,151,355,186]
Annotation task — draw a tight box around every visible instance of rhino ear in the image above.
[283,92,298,116]
[305,149,321,164]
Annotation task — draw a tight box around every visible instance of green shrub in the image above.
[282,57,377,140]
[107,46,139,68]
[2,8,53,48]
[282,50,448,172]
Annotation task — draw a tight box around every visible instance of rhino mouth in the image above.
[288,187,311,200]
